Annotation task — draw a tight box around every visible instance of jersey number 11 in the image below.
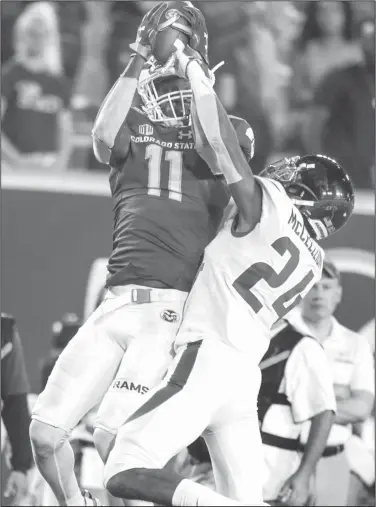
[145,144,183,202]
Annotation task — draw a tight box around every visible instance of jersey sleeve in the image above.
[229,115,255,161]
[109,118,132,168]
[1,327,30,397]
[350,337,375,395]
[284,337,337,423]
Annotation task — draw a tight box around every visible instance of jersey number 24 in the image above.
[233,236,315,319]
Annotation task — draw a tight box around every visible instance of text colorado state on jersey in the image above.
[131,135,195,151]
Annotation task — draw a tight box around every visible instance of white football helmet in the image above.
[138,56,222,127]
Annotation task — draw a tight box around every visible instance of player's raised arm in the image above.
[92,3,168,165]
[174,43,262,233]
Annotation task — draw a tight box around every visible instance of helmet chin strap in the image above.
[209,61,224,86]
[306,218,329,240]
[290,199,315,208]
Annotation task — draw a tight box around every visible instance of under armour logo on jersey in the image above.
[161,310,180,323]
[178,130,193,140]
[139,124,154,135]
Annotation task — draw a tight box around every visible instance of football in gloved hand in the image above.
[153,7,192,64]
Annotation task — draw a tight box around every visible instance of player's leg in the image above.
[30,302,126,506]
[93,297,186,462]
[204,365,265,505]
[204,416,265,504]
[104,341,254,506]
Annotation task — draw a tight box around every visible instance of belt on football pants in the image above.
[261,432,345,458]
[106,286,187,305]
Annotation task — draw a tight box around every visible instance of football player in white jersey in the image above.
[101,43,355,507]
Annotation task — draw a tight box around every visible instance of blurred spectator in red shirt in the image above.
[291,1,362,107]
[55,1,87,95]
[1,2,72,172]
[1,1,31,65]
[105,2,144,88]
[243,1,303,158]
[200,1,274,174]
[304,17,375,189]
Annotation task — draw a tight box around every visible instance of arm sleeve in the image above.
[2,393,33,473]
[1,328,30,398]
[350,338,375,395]
[108,117,133,168]
[188,62,249,184]
[285,338,337,423]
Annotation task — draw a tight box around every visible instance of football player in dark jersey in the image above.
[30,3,254,507]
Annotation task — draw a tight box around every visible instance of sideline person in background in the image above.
[258,303,336,506]
[1,313,33,506]
[291,1,361,107]
[287,260,375,506]
[55,1,87,95]
[1,2,72,172]
[304,16,375,189]
[40,314,81,391]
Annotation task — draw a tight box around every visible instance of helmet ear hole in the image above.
[261,154,355,238]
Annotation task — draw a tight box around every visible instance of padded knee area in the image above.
[93,427,115,463]
[104,439,161,488]
[30,419,68,458]
[106,469,141,499]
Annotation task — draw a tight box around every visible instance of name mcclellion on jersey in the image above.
[288,209,323,268]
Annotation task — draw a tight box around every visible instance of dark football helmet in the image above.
[260,154,355,240]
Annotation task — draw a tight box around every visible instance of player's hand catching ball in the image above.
[173,41,203,79]
[179,1,208,56]
[173,40,213,88]
[129,2,169,60]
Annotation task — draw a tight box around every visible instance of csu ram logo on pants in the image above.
[161,309,180,323]
[111,378,149,394]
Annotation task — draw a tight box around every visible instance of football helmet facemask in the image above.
[260,154,355,240]
[138,56,220,127]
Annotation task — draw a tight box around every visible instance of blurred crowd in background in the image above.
[1,0,375,188]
